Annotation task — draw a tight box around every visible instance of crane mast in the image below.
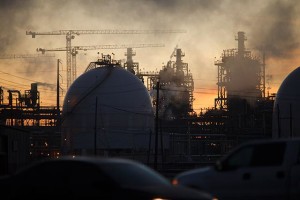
[26,29,185,89]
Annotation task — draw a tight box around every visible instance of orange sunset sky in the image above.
[1,0,300,115]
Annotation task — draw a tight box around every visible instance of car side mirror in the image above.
[214,160,223,171]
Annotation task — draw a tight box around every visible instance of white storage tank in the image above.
[272,67,300,138]
[61,61,154,156]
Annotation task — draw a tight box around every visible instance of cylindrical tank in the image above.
[61,64,154,156]
[272,67,300,138]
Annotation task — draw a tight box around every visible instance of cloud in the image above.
[249,0,300,58]
[1,0,300,108]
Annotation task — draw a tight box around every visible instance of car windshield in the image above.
[100,162,171,187]
[222,142,286,170]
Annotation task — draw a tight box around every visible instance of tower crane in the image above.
[169,44,178,62]
[26,29,185,89]
[0,53,55,59]
[37,43,164,83]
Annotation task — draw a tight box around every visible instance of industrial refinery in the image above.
[1,30,298,175]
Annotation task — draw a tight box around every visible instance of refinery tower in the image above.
[214,31,265,112]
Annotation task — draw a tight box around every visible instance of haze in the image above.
[1,0,300,113]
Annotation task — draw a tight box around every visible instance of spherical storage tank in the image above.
[272,67,300,138]
[61,62,154,156]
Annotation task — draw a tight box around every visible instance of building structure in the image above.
[272,67,300,138]
[0,125,30,174]
[61,55,155,163]
[0,32,277,173]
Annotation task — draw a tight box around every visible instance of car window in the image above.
[250,142,286,166]
[100,162,171,187]
[13,160,71,197]
[13,160,117,198]
[68,162,112,188]
[297,142,300,164]
[223,142,286,170]
[224,146,253,169]
[15,161,68,186]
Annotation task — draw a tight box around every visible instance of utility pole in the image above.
[56,59,62,139]
[94,96,98,156]
[154,81,160,170]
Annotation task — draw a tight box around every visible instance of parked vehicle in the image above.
[172,138,300,200]
[1,156,214,200]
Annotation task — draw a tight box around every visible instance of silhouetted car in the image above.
[1,156,214,200]
[172,138,300,200]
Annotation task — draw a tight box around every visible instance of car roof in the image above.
[55,155,140,164]
[14,156,144,174]
[240,137,300,146]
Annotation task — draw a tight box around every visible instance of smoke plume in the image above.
[249,0,299,58]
